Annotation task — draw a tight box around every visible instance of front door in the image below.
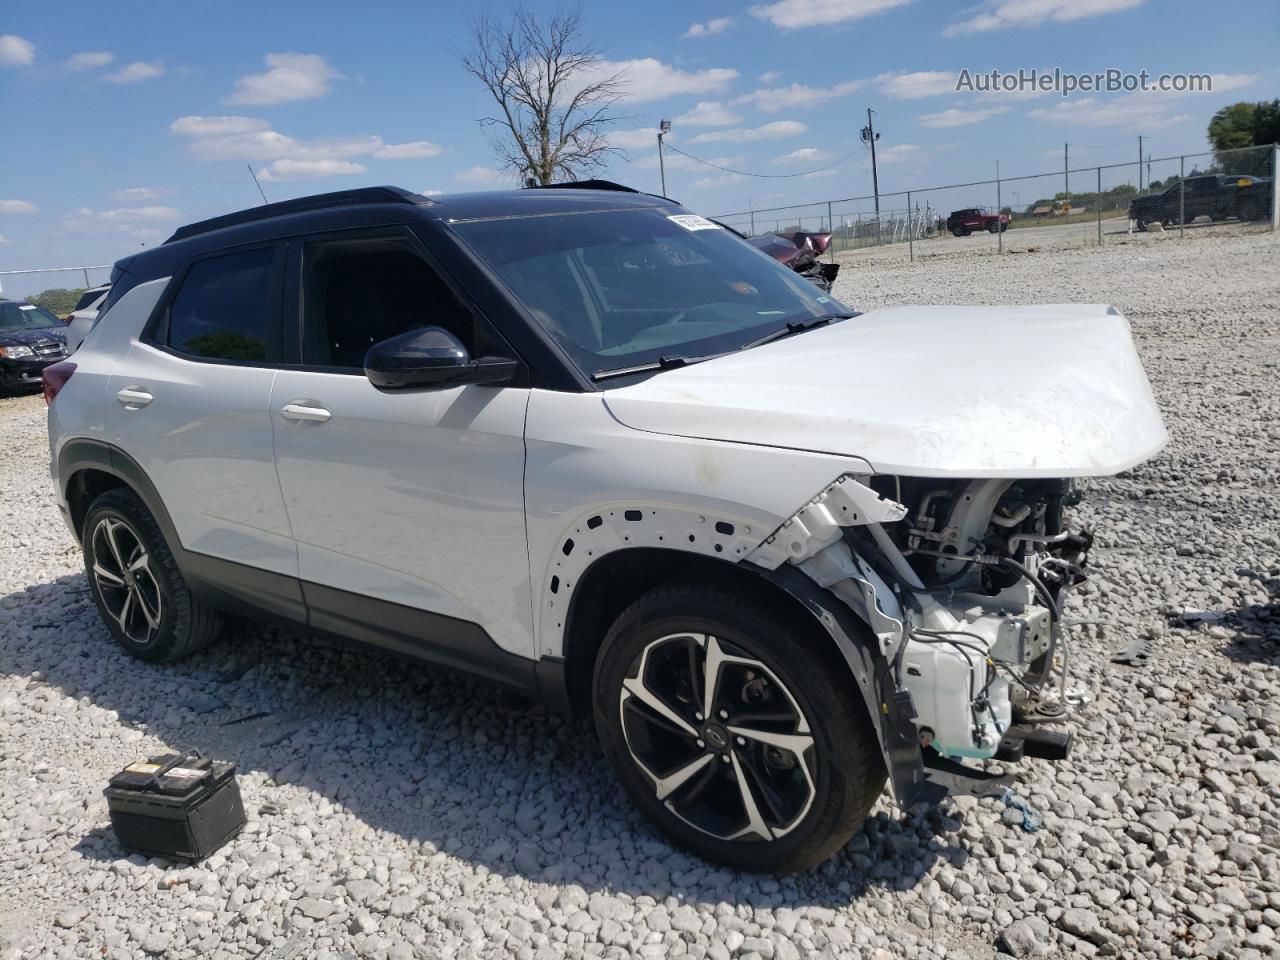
[269,228,535,660]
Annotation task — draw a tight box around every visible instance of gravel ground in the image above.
[1,224,1278,960]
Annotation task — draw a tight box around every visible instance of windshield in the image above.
[0,302,60,331]
[452,208,848,381]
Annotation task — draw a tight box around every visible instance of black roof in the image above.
[163,180,673,244]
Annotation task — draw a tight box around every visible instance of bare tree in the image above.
[459,8,626,186]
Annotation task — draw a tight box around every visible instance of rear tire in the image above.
[592,583,886,873]
[83,487,224,663]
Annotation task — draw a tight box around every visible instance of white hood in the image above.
[602,304,1167,478]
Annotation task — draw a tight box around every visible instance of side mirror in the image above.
[363,326,517,390]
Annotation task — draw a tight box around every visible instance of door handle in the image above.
[280,401,332,423]
[116,387,153,408]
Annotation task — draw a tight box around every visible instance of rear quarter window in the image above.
[165,247,275,362]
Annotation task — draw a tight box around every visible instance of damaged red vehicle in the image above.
[745,230,841,293]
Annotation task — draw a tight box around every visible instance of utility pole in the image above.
[657,120,671,197]
[1138,136,1143,191]
[861,108,881,240]
[1064,142,1070,224]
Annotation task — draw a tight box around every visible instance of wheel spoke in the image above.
[738,751,790,825]
[622,694,694,740]
[93,562,125,588]
[622,677,698,738]
[128,551,150,573]
[134,587,161,632]
[102,520,127,572]
[726,751,772,841]
[727,725,815,758]
[702,635,726,716]
[654,753,714,801]
[686,636,704,715]
[115,588,135,633]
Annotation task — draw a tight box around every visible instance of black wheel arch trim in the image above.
[754,563,928,808]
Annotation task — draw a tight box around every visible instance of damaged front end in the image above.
[747,472,1093,806]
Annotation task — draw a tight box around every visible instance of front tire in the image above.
[592,584,886,873]
[83,488,224,662]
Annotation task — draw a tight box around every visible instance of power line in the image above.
[661,142,866,179]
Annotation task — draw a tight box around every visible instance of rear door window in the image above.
[165,246,280,363]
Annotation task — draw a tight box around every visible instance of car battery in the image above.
[104,750,245,862]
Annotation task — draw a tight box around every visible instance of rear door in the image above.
[106,243,302,614]
[269,226,535,661]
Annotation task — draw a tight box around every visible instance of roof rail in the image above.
[164,186,427,244]
[530,179,640,194]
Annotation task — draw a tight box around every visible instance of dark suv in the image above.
[0,299,68,392]
[1128,174,1274,231]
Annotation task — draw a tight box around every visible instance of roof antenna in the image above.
[247,164,269,205]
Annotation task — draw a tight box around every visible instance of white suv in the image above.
[45,184,1166,872]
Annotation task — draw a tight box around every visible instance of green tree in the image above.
[24,287,86,316]
[1208,100,1280,174]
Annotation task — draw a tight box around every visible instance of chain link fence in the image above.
[0,265,113,318]
[714,143,1278,263]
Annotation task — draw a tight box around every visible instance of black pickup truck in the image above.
[1128,174,1273,231]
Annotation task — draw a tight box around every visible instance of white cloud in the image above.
[874,143,920,164]
[873,71,955,98]
[588,58,738,103]
[733,79,863,113]
[759,70,782,84]
[693,173,746,189]
[109,187,164,202]
[63,206,180,235]
[170,115,269,137]
[944,0,1143,36]
[171,117,447,181]
[1028,96,1175,127]
[455,166,510,186]
[772,147,830,164]
[0,199,38,214]
[682,17,733,38]
[67,51,114,71]
[227,52,341,105]
[1027,76,1254,127]
[918,105,1010,127]
[688,120,806,144]
[0,234,7,245]
[97,206,180,223]
[632,152,743,171]
[419,189,443,197]
[749,0,913,29]
[258,159,366,182]
[106,61,165,84]
[0,35,35,66]
[609,128,666,150]
[674,101,742,127]
[374,141,443,159]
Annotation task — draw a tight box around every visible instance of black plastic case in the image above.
[104,752,245,862]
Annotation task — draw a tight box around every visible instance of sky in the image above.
[1,0,1276,296]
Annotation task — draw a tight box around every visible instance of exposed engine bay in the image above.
[748,473,1092,773]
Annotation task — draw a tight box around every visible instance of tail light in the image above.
[42,361,77,406]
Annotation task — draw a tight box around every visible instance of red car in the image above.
[946,208,1009,237]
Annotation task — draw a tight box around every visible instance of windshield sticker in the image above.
[816,296,830,303]
[668,214,721,232]
[19,304,36,310]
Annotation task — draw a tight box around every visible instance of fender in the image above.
[56,438,307,623]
